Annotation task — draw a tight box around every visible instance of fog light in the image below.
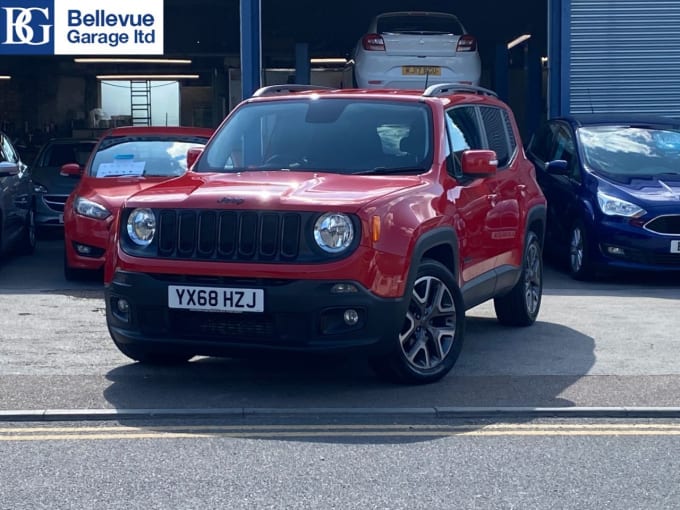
[331,283,359,294]
[605,245,626,256]
[75,243,93,255]
[117,299,129,313]
[343,309,359,326]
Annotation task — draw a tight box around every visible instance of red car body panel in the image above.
[64,126,213,273]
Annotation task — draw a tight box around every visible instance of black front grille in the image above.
[156,209,302,262]
[645,215,680,235]
[122,208,360,263]
[42,194,68,213]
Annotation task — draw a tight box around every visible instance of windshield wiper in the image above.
[352,166,428,175]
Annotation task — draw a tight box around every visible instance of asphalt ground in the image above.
[1,235,679,417]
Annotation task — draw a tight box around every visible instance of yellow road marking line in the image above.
[4,423,680,433]
[3,423,680,441]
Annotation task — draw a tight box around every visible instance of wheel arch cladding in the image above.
[407,227,460,290]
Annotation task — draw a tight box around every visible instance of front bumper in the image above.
[594,218,680,272]
[35,194,67,227]
[105,270,407,357]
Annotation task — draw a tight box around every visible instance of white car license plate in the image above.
[168,285,264,312]
[402,65,441,76]
[671,240,680,254]
[58,214,64,224]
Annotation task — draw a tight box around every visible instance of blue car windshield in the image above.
[194,99,433,175]
[578,125,680,181]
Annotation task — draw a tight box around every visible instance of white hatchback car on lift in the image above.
[351,11,482,90]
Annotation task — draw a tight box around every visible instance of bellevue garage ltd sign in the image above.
[0,0,163,54]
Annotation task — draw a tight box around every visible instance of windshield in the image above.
[195,99,433,175]
[39,141,96,167]
[89,135,209,178]
[579,125,680,181]
[377,14,465,35]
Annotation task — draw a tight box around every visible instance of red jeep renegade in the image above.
[105,83,547,384]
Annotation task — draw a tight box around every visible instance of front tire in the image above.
[370,259,465,384]
[17,208,36,255]
[494,231,543,326]
[569,221,593,280]
[63,250,87,281]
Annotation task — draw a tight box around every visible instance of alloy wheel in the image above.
[569,226,584,273]
[399,275,458,371]
[523,240,542,316]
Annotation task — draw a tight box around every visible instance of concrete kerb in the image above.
[2,407,680,422]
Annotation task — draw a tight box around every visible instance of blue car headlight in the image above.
[597,190,646,218]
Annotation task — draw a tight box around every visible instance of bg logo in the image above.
[0,2,54,54]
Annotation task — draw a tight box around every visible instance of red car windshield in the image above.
[89,135,209,178]
[195,99,433,175]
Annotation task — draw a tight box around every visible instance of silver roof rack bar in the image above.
[422,83,498,98]
[251,84,336,97]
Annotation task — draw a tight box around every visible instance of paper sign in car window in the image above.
[97,156,146,177]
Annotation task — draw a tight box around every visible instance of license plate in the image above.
[402,66,441,76]
[58,214,64,224]
[671,240,680,254]
[168,285,264,313]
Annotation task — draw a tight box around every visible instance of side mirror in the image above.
[60,163,82,177]
[461,149,498,175]
[0,161,19,177]
[545,159,570,175]
[186,147,203,170]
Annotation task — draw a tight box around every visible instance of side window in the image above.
[446,106,483,151]
[0,136,7,163]
[1,136,17,164]
[502,109,518,159]
[527,123,555,162]
[479,106,511,168]
[445,106,483,177]
[553,125,580,182]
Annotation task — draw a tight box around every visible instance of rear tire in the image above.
[494,231,543,326]
[370,259,465,384]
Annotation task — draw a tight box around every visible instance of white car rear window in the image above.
[377,14,464,35]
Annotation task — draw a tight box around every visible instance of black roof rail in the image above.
[422,83,498,98]
[251,84,336,97]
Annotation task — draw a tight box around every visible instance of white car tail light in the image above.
[456,35,477,52]
[362,34,385,51]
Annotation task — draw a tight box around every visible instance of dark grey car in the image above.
[30,138,97,228]
[0,131,36,258]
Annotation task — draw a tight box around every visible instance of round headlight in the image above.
[313,213,354,253]
[126,208,156,247]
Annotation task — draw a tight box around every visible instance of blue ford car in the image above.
[527,114,680,279]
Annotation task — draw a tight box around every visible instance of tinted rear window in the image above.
[377,14,464,35]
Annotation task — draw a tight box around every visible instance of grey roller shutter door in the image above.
[570,0,680,116]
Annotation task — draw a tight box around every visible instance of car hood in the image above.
[32,166,81,194]
[604,174,680,204]
[124,171,426,211]
[77,176,173,209]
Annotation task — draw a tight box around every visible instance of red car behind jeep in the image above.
[105,84,547,384]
